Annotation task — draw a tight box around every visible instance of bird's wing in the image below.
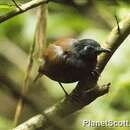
[43,38,78,64]
[43,44,61,63]
[54,38,78,52]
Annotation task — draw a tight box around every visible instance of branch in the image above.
[35,4,48,58]
[14,24,36,125]
[13,2,48,127]
[13,15,130,130]
[0,0,48,23]
[97,14,130,72]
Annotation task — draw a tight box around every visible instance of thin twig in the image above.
[0,0,48,23]
[14,2,48,126]
[35,4,48,58]
[11,0,22,10]
[114,15,121,34]
[14,25,36,126]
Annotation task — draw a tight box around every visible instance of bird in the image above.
[34,38,110,96]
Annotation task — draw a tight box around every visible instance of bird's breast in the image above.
[43,59,96,83]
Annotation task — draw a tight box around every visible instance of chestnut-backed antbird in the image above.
[34,38,110,96]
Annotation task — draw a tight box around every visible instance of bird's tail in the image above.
[33,73,43,83]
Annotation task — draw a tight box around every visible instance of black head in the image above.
[74,39,110,59]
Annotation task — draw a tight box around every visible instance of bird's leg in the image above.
[58,82,69,97]
[12,0,22,11]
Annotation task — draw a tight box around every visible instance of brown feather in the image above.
[43,38,78,64]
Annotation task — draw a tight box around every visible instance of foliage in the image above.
[0,0,130,130]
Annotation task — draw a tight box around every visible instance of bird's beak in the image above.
[97,48,111,54]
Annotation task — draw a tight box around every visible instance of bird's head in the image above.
[74,39,110,59]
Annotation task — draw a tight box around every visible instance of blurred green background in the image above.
[0,0,130,130]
